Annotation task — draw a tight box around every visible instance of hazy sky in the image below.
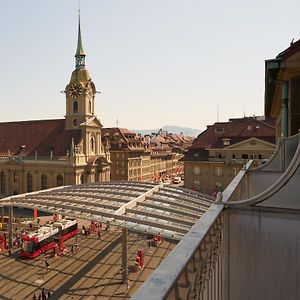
[0,1,299,130]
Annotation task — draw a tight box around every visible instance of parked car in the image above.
[172,176,181,184]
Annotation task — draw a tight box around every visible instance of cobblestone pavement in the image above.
[0,217,177,299]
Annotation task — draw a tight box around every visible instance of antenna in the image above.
[217,104,219,122]
[116,118,119,127]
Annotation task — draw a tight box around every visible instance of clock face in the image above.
[68,82,83,97]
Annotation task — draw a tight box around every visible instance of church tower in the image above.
[65,13,96,130]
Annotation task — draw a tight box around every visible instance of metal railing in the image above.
[132,161,252,300]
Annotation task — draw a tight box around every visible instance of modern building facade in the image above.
[0,18,110,198]
[183,116,276,195]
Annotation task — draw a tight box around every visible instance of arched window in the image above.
[73,101,78,113]
[57,175,63,187]
[89,101,92,113]
[27,173,33,193]
[0,172,5,195]
[41,174,47,190]
[80,174,84,184]
[91,137,95,152]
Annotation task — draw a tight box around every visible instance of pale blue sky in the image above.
[0,0,299,130]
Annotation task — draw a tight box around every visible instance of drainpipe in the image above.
[281,81,289,137]
[272,80,289,137]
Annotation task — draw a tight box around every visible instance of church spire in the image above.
[75,10,86,68]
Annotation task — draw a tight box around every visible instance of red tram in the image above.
[20,219,78,258]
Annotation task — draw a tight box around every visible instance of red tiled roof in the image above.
[276,38,300,60]
[0,119,82,156]
[189,117,275,151]
[102,127,145,151]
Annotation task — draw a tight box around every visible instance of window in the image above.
[80,174,84,184]
[242,154,249,159]
[89,101,91,113]
[232,168,239,176]
[215,167,222,176]
[73,101,78,113]
[57,175,63,187]
[73,119,78,127]
[0,172,5,194]
[13,171,19,183]
[215,127,224,134]
[223,139,231,146]
[41,174,47,190]
[193,180,200,191]
[193,166,200,175]
[91,138,95,152]
[27,173,33,193]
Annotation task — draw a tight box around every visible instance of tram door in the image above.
[0,233,6,253]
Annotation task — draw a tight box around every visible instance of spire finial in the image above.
[75,2,86,68]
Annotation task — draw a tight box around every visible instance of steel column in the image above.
[122,228,128,282]
[8,206,13,250]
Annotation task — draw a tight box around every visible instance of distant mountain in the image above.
[132,125,201,137]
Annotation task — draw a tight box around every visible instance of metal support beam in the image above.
[122,227,128,282]
[8,205,13,250]
[281,81,289,137]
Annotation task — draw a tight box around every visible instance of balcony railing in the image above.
[132,161,252,300]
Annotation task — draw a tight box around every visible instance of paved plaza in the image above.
[0,222,176,299]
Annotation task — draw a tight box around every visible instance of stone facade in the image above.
[183,117,276,195]
[0,19,110,198]
[102,128,189,182]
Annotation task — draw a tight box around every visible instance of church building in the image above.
[0,16,110,198]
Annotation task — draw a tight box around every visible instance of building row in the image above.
[0,20,192,198]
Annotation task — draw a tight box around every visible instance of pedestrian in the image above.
[71,245,74,255]
[32,293,37,300]
[37,217,40,225]
[106,221,110,231]
[124,279,130,295]
[8,248,12,258]
[41,288,46,300]
[45,260,49,272]
[38,294,41,300]
[47,290,51,298]
[74,243,78,252]
[82,226,85,236]
[97,230,101,240]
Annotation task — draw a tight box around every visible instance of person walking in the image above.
[32,294,37,300]
[97,230,101,240]
[125,279,130,295]
[44,260,49,272]
[41,288,46,300]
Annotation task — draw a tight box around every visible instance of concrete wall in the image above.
[226,208,300,300]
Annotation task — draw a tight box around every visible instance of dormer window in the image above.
[223,138,231,146]
[215,127,224,134]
